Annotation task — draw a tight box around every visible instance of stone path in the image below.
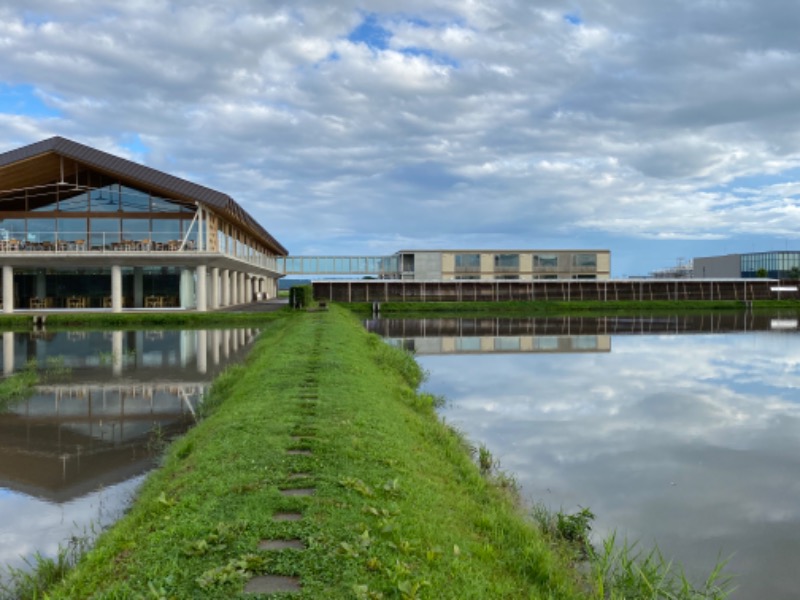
[244,316,324,596]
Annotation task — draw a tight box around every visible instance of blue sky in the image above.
[1,1,799,276]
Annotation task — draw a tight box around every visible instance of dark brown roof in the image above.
[0,136,288,255]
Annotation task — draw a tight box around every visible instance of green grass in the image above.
[0,361,38,409]
[13,307,734,599]
[39,307,585,599]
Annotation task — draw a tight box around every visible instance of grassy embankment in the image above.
[349,299,800,318]
[40,307,586,599]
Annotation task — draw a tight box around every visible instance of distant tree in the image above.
[789,266,800,280]
[756,267,769,278]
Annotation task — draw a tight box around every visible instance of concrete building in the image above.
[395,249,611,280]
[694,251,800,279]
[0,137,287,313]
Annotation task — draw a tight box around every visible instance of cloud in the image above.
[420,330,800,596]
[1,0,800,270]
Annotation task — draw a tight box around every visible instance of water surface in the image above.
[0,327,259,578]
[369,314,800,600]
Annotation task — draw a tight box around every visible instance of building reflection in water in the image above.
[364,312,795,355]
[0,328,259,503]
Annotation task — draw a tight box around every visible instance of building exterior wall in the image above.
[0,139,286,313]
[413,252,443,279]
[402,249,611,281]
[693,254,742,278]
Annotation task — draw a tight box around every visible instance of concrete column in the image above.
[238,272,246,303]
[112,330,123,376]
[196,329,207,374]
[180,268,194,309]
[230,271,238,305]
[2,266,13,314]
[246,274,254,302]
[133,267,144,308]
[196,265,207,312]
[221,268,230,306]
[211,329,221,365]
[210,267,220,310]
[111,265,123,313]
[3,331,15,376]
[35,271,46,298]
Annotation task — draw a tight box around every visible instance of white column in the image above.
[196,265,207,312]
[3,331,14,376]
[111,265,123,313]
[211,329,221,365]
[221,268,230,306]
[180,268,194,308]
[246,274,254,303]
[196,329,207,374]
[112,330,124,376]
[238,272,246,303]
[231,271,239,305]
[2,266,13,314]
[210,267,220,310]
[133,267,144,308]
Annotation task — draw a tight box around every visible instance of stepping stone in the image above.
[273,512,302,522]
[258,539,306,551]
[244,575,301,595]
[286,449,312,456]
[280,487,315,497]
[287,472,311,480]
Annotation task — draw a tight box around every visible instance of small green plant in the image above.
[477,444,495,475]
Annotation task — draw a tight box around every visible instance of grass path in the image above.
[43,307,583,599]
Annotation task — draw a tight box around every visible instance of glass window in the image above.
[120,186,150,212]
[58,191,89,212]
[494,337,521,351]
[57,218,87,242]
[534,254,558,267]
[494,253,519,269]
[152,219,181,245]
[90,186,119,211]
[455,253,481,270]
[27,219,56,243]
[455,337,482,352]
[0,219,25,242]
[89,218,120,248]
[572,253,597,268]
[496,275,519,280]
[122,219,150,242]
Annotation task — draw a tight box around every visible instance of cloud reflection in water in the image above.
[420,331,800,600]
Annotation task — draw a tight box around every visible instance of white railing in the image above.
[0,232,280,272]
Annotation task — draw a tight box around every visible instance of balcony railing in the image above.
[0,232,280,271]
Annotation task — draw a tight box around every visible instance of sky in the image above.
[1,0,799,276]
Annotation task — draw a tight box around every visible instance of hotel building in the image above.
[0,137,287,313]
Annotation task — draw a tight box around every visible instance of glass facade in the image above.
[533,254,558,268]
[572,253,597,268]
[741,252,800,278]
[494,253,520,271]
[455,253,481,271]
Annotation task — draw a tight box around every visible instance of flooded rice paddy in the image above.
[368,313,800,600]
[0,327,259,580]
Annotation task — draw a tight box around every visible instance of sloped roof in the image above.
[0,136,287,255]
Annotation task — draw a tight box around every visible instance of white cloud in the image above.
[2,0,800,267]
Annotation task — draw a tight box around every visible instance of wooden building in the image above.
[0,137,287,312]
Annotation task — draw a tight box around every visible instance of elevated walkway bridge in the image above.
[279,256,398,277]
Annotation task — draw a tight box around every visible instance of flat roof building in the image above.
[694,251,800,279]
[395,249,611,281]
[0,137,287,313]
